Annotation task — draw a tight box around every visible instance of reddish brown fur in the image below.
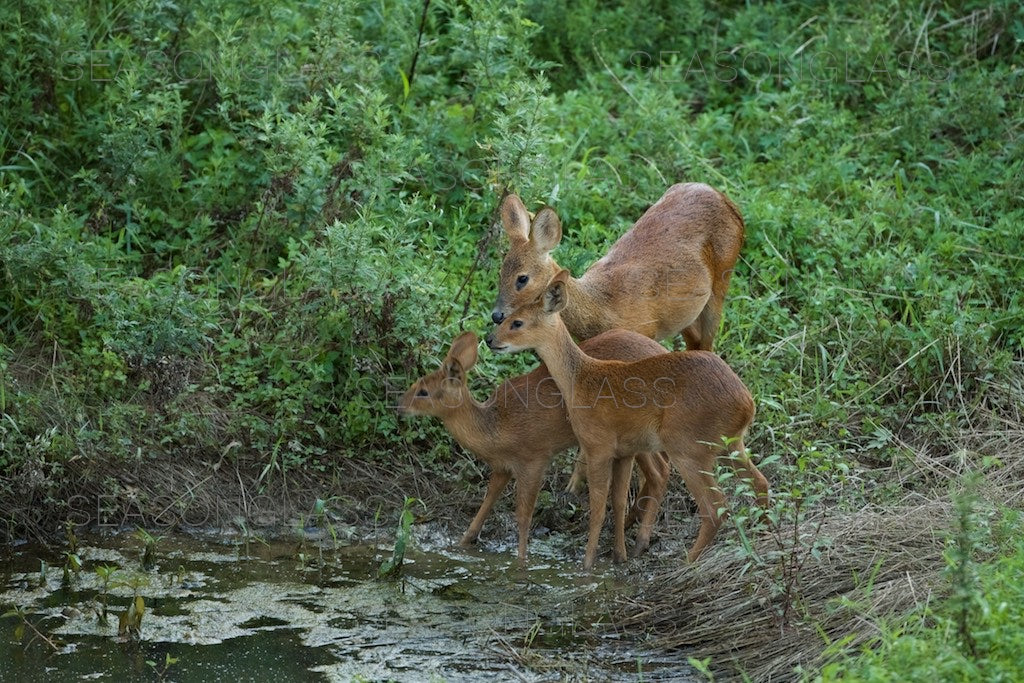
[398,330,671,564]
[495,184,745,495]
[493,183,745,348]
[487,271,770,569]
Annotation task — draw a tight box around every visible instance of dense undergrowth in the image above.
[1,0,1022,678]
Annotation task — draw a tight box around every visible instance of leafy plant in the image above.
[118,595,145,641]
[147,653,179,680]
[716,440,833,626]
[135,527,162,571]
[3,606,60,652]
[378,496,417,580]
[94,564,119,625]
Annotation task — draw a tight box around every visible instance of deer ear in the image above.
[543,271,569,314]
[531,207,562,253]
[443,358,464,381]
[445,332,478,377]
[500,194,530,242]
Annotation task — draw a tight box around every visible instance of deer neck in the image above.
[558,271,608,341]
[532,316,588,402]
[442,394,497,455]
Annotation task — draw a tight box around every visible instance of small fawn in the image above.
[397,330,671,564]
[492,184,744,493]
[491,183,744,350]
[486,270,770,570]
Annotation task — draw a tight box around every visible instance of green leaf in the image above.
[398,68,410,101]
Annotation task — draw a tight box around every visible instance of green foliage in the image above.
[135,527,161,571]
[147,652,179,680]
[820,512,1024,682]
[378,496,417,580]
[0,0,1020,563]
[93,564,119,625]
[0,1,1020,676]
[117,595,145,641]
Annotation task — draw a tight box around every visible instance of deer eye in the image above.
[511,320,523,330]
[516,274,529,290]
[416,389,429,397]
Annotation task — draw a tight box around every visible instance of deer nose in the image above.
[484,333,495,347]
[491,309,505,324]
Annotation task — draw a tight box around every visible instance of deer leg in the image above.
[670,446,727,563]
[582,446,614,570]
[627,452,668,527]
[630,452,669,558]
[461,470,512,547]
[513,463,546,565]
[724,439,770,508]
[565,454,587,494]
[691,284,727,352]
[610,454,634,564]
[625,471,644,529]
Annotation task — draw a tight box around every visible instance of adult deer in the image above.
[492,183,745,492]
[491,182,744,349]
[397,330,671,564]
[486,271,769,569]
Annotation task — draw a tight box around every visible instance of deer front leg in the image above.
[610,454,635,564]
[462,469,512,547]
[513,463,546,565]
[582,445,615,570]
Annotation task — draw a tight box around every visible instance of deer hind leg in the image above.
[610,454,634,564]
[693,259,737,351]
[683,288,725,351]
[724,439,770,508]
[513,463,547,565]
[462,469,512,547]
[565,454,587,494]
[625,452,655,527]
[670,445,727,563]
[581,446,615,570]
[629,452,669,558]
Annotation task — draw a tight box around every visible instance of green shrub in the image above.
[821,509,1024,682]
[0,1,1019,547]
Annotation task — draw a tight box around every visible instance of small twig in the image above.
[406,0,432,92]
[440,187,509,329]
[14,610,60,652]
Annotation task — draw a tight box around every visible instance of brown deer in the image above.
[491,182,744,349]
[486,270,769,569]
[397,330,671,564]
[491,183,745,492]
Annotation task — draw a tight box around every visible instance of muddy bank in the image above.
[1,453,498,545]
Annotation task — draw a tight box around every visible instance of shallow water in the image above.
[1,527,694,681]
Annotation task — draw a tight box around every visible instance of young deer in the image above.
[491,183,744,350]
[492,184,744,492]
[486,271,770,570]
[397,330,671,564]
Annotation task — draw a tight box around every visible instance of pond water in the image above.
[1,526,695,681]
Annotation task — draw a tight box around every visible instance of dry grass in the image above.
[0,448,471,544]
[619,500,953,681]
[615,422,1024,682]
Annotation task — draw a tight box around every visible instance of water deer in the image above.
[397,330,671,564]
[491,182,744,349]
[492,183,745,493]
[486,270,770,570]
